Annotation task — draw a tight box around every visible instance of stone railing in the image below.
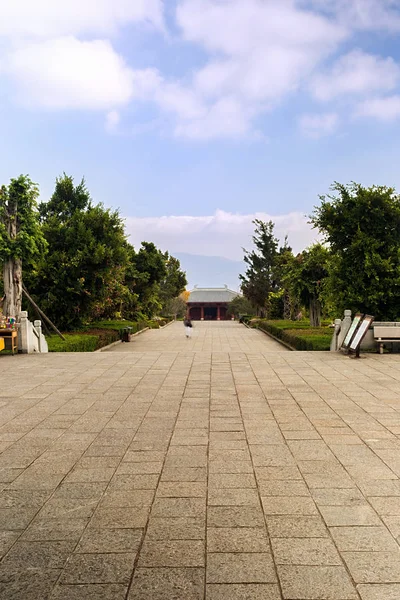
[18,311,48,353]
[331,310,400,352]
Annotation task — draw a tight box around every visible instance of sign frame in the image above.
[342,314,363,350]
[349,314,374,357]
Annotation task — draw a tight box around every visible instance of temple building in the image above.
[187,286,240,321]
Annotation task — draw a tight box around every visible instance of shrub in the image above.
[254,320,332,351]
[48,334,101,352]
[89,320,147,335]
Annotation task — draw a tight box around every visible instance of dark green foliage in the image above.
[1,175,47,316]
[126,242,166,318]
[27,175,130,330]
[269,290,285,320]
[240,220,279,316]
[164,296,187,318]
[311,182,400,320]
[159,254,187,312]
[0,175,47,261]
[282,244,330,326]
[227,295,256,318]
[47,332,114,352]
[89,320,148,335]
[254,320,332,351]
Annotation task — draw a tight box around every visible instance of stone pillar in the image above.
[217,305,220,321]
[330,319,342,352]
[34,320,42,352]
[18,311,29,354]
[337,309,352,350]
[201,306,204,321]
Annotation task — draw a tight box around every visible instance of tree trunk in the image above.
[283,290,291,320]
[309,297,321,327]
[2,258,22,317]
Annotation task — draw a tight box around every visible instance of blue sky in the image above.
[1,0,400,288]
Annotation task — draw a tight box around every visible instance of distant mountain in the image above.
[175,253,244,291]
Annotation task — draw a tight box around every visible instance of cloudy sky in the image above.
[1,0,400,288]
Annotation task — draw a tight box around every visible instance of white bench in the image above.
[374,326,400,354]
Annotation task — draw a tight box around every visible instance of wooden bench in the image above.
[374,326,400,354]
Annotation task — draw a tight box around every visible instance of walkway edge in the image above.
[250,324,294,351]
[96,327,150,352]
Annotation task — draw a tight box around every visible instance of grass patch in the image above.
[253,319,333,351]
[46,318,162,352]
[48,327,120,352]
[47,333,102,352]
[88,320,148,334]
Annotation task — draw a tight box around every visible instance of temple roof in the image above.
[187,286,240,303]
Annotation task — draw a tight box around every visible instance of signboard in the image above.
[342,314,362,349]
[349,315,374,355]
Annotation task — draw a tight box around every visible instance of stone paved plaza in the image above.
[1,321,400,599]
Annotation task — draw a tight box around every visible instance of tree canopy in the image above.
[0,175,47,316]
[240,219,279,317]
[22,174,187,330]
[310,182,400,320]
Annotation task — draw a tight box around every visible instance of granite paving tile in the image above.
[4,322,400,599]
[206,583,282,600]
[206,553,277,584]
[129,567,204,600]
[60,553,135,584]
[278,564,358,599]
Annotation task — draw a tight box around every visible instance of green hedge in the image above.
[47,333,105,352]
[48,327,119,352]
[89,320,147,335]
[254,320,332,351]
[147,318,172,329]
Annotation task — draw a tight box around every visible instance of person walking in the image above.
[184,315,193,338]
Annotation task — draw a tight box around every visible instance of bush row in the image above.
[254,320,332,351]
[47,330,118,352]
[47,320,149,352]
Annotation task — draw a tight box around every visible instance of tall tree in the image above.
[28,174,129,329]
[240,220,278,317]
[275,237,294,320]
[0,175,47,317]
[282,244,330,327]
[128,242,167,317]
[311,182,400,320]
[159,253,187,313]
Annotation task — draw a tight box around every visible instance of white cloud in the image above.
[309,0,400,32]
[174,96,254,140]
[106,110,121,132]
[2,0,400,140]
[311,50,400,101]
[5,38,157,111]
[171,0,346,138]
[299,113,339,138]
[355,95,400,121]
[0,0,164,38]
[125,209,318,260]
[7,38,133,110]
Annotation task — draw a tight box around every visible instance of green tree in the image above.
[128,242,167,317]
[240,220,278,317]
[227,295,256,318]
[311,182,400,320]
[164,296,187,319]
[0,175,47,317]
[275,238,295,320]
[159,253,187,313]
[282,244,330,327]
[28,174,129,329]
